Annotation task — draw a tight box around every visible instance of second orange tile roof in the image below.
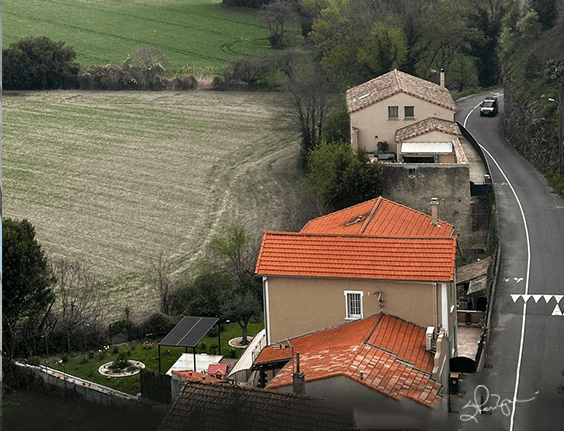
[254,313,443,408]
[300,197,454,238]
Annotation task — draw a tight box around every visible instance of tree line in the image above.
[2,218,263,382]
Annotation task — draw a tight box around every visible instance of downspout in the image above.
[434,282,439,330]
[263,276,270,346]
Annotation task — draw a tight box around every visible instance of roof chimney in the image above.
[440,69,445,87]
[430,198,439,226]
[292,353,305,395]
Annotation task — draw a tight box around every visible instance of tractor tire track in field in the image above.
[3,91,300,322]
[221,38,269,55]
[188,142,296,271]
[6,11,229,63]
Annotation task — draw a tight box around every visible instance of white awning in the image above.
[401,142,453,155]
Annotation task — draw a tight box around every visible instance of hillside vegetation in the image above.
[3,91,300,321]
[2,0,271,70]
[499,1,564,191]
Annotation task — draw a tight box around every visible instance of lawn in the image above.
[2,90,301,322]
[2,0,274,70]
[42,320,264,395]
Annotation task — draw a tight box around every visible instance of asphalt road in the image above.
[452,91,564,430]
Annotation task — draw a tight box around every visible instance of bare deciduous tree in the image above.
[260,0,299,49]
[146,251,177,315]
[284,67,335,168]
[50,258,104,351]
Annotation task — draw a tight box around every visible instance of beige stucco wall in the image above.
[265,276,451,344]
[438,154,456,163]
[349,94,455,154]
[402,130,457,144]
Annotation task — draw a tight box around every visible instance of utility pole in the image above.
[558,83,563,177]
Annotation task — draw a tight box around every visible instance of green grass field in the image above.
[3,90,301,321]
[2,0,273,71]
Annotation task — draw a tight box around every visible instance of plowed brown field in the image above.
[3,90,300,321]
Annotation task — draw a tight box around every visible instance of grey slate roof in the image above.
[158,380,355,431]
[456,257,491,284]
[346,70,456,114]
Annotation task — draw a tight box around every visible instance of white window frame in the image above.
[344,291,364,320]
[388,106,399,120]
[404,106,415,119]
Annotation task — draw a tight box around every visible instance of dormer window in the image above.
[388,106,399,120]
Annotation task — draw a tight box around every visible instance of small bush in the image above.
[223,53,274,89]
[2,36,80,90]
[108,319,131,338]
[149,73,171,91]
[27,356,41,366]
[211,76,224,90]
[111,349,130,371]
[61,355,69,363]
[141,312,177,338]
[143,340,154,350]
[173,75,198,91]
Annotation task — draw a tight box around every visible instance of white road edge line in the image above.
[463,101,531,431]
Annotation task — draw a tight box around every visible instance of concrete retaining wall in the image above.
[16,361,140,408]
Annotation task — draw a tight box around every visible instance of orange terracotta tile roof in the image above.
[346,69,456,114]
[300,197,454,238]
[395,117,461,143]
[172,370,224,383]
[254,313,442,408]
[255,233,456,282]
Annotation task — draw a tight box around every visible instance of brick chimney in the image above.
[430,198,439,226]
[292,353,305,395]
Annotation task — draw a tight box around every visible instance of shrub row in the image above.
[3,36,275,91]
[78,64,200,91]
[2,36,216,91]
[108,312,178,342]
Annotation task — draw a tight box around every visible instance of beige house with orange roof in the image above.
[252,313,450,428]
[255,198,458,363]
[346,69,456,155]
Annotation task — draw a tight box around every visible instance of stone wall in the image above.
[381,163,474,246]
[16,362,140,408]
